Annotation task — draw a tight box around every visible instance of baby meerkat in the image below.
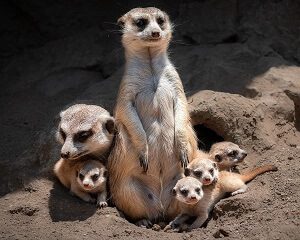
[209,141,248,171]
[57,104,115,161]
[166,157,277,231]
[108,7,197,225]
[54,158,108,208]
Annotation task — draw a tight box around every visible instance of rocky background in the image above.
[0,0,299,239]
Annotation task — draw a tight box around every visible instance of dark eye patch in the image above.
[134,18,148,30]
[60,128,66,141]
[209,168,214,175]
[79,173,84,181]
[228,150,238,157]
[195,188,201,194]
[157,16,165,26]
[74,130,93,143]
[215,154,222,162]
[91,174,99,182]
[193,170,203,178]
[180,189,188,196]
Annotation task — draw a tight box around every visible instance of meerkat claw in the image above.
[139,153,148,172]
[180,150,188,169]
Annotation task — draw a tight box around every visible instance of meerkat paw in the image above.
[136,219,153,228]
[139,152,149,172]
[97,201,108,208]
[179,149,189,169]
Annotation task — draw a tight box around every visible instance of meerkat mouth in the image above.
[69,150,90,160]
[184,199,199,205]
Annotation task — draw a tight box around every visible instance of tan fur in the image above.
[54,158,108,208]
[57,104,115,161]
[108,7,197,225]
[209,141,247,171]
[167,158,277,230]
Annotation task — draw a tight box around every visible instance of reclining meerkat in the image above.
[54,158,108,208]
[108,7,198,226]
[56,104,115,162]
[209,141,248,171]
[166,157,277,231]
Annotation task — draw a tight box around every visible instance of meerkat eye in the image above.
[157,16,165,26]
[180,189,188,196]
[75,130,93,143]
[60,128,66,141]
[215,154,222,162]
[79,173,84,181]
[135,18,148,30]
[91,174,99,182]
[209,168,214,175]
[195,188,201,194]
[228,150,238,157]
[193,170,202,178]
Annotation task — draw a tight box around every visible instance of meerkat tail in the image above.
[240,165,278,183]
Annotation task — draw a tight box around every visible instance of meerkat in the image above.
[108,7,198,226]
[209,141,248,171]
[166,158,277,231]
[54,158,108,208]
[56,104,115,162]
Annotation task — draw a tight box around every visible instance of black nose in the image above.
[151,31,160,38]
[204,178,210,182]
[61,152,70,159]
[190,196,196,200]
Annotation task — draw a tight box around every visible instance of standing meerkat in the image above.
[166,158,277,231]
[209,141,248,171]
[54,158,108,208]
[56,104,115,162]
[108,7,198,226]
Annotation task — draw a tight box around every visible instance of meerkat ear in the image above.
[117,16,125,28]
[171,188,177,196]
[215,154,222,162]
[105,117,116,134]
[103,169,108,178]
[184,167,191,176]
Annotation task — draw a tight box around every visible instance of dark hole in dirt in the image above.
[193,124,224,151]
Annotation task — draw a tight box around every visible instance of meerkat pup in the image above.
[54,159,108,208]
[108,7,198,226]
[166,157,277,231]
[56,104,115,162]
[209,141,248,171]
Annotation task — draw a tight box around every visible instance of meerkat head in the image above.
[117,7,172,50]
[56,104,115,160]
[185,158,219,186]
[172,177,203,205]
[76,160,107,192]
[209,142,247,170]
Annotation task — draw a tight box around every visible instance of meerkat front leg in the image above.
[96,190,108,208]
[117,99,149,172]
[188,211,208,230]
[70,185,96,203]
[173,95,190,168]
[164,213,190,231]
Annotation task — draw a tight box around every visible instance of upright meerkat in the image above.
[108,7,197,226]
[56,104,115,162]
[209,141,248,171]
[54,158,108,207]
[166,158,277,231]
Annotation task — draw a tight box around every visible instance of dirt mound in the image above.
[0,1,299,239]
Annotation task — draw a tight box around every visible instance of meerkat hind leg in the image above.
[231,184,248,196]
[136,219,153,228]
